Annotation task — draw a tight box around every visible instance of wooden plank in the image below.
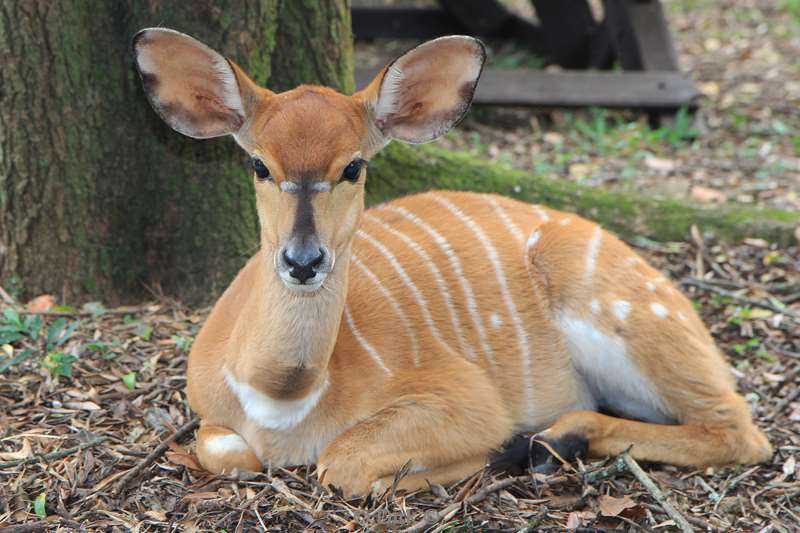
[351,7,465,40]
[355,67,699,110]
[531,0,597,68]
[625,0,680,71]
[601,0,644,70]
[437,0,511,35]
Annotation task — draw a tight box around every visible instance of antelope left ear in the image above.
[357,36,485,145]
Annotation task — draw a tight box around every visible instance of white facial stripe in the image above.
[612,300,632,321]
[279,181,300,193]
[356,228,454,356]
[364,214,477,362]
[343,305,392,375]
[532,205,551,222]
[351,254,420,366]
[379,205,496,368]
[205,433,250,456]
[584,226,603,283]
[223,368,328,430]
[430,195,533,405]
[310,181,332,193]
[650,302,669,318]
[483,195,524,243]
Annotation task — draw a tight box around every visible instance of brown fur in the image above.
[134,29,772,498]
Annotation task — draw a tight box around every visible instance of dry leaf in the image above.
[597,494,637,517]
[64,401,102,411]
[691,185,726,203]
[566,511,582,529]
[0,439,32,461]
[165,451,203,470]
[644,156,676,173]
[568,163,592,180]
[26,294,55,313]
[782,456,796,478]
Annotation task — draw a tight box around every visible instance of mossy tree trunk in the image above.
[0,0,352,304]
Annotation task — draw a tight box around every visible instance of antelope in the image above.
[133,28,772,497]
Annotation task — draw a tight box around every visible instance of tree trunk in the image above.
[0,0,353,304]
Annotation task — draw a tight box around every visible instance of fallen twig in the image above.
[401,476,525,533]
[0,286,17,306]
[681,277,799,320]
[622,453,694,533]
[0,436,108,469]
[112,415,200,495]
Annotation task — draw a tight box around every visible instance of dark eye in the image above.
[252,158,272,181]
[340,159,364,183]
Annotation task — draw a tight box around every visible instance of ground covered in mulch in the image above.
[1,234,798,532]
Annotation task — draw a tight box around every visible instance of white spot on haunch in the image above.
[490,312,503,329]
[343,305,392,375]
[205,433,249,455]
[590,299,601,314]
[559,218,572,226]
[611,300,631,321]
[626,257,642,266]
[645,281,656,292]
[650,302,669,318]
[677,311,687,322]
[559,313,671,423]
[223,368,329,430]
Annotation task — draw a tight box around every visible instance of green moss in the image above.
[368,144,800,245]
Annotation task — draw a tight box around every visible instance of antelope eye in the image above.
[252,158,272,181]
[340,159,364,183]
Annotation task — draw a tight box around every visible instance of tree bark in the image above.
[369,144,800,246]
[0,0,353,304]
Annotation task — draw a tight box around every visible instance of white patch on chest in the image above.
[558,313,671,423]
[205,433,250,455]
[223,367,328,430]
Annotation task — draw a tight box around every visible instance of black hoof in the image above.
[490,432,588,474]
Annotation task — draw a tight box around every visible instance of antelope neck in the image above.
[229,248,350,402]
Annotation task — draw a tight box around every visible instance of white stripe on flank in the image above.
[526,229,541,250]
[584,226,603,283]
[356,228,454,356]
[430,195,533,404]
[484,195,524,243]
[532,205,551,222]
[379,204,496,367]
[351,254,420,366]
[343,305,392,375]
[364,214,476,361]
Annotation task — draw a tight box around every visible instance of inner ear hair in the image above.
[133,28,250,139]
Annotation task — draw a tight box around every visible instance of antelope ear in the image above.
[357,36,485,145]
[132,28,253,139]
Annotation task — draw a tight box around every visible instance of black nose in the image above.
[283,247,325,283]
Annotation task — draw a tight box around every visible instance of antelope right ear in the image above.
[356,35,486,147]
[132,28,259,139]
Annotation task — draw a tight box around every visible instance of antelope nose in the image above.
[282,246,325,283]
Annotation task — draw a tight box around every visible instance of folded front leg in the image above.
[316,360,513,497]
